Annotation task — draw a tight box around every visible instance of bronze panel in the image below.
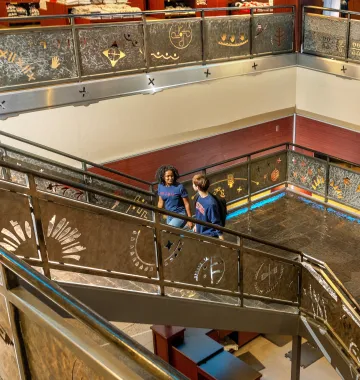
[243,251,298,302]
[0,189,38,258]
[161,230,238,292]
[18,310,104,380]
[39,200,157,277]
[301,263,360,366]
[0,294,20,380]
[250,152,287,193]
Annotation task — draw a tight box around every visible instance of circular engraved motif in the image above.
[270,168,280,182]
[194,256,225,286]
[169,23,193,49]
[254,262,284,295]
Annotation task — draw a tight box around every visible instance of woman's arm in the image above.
[182,197,193,228]
[158,197,164,209]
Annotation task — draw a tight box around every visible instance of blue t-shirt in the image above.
[195,195,222,237]
[158,183,188,214]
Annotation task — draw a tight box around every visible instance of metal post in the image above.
[247,155,251,204]
[285,143,289,188]
[301,6,306,53]
[70,18,82,81]
[345,13,351,62]
[250,8,254,58]
[291,335,302,380]
[238,237,244,307]
[324,156,330,203]
[154,212,165,296]
[141,14,150,72]
[27,174,51,279]
[201,10,206,65]
[82,162,90,203]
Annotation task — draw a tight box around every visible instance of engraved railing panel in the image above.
[349,19,360,62]
[303,14,347,59]
[35,177,88,202]
[0,29,78,88]
[147,19,202,68]
[328,165,360,210]
[161,230,238,292]
[0,189,38,258]
[250,151,287,194]
[287,151,327,195]
[252,13,294,55]
[204,16,250,61]
[243,250,299,303]
[39,199,157,277]
[0,294,21,380]
[18,310,105,380]
[77,23,145,76]
[301,262,360,367]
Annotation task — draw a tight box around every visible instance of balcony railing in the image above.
[0,5,295,91]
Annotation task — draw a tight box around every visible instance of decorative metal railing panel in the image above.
[77,24,145,76]
[252,13,294,55]
[161,230,238,292]
[303,14,347,59]
[301,262,360,368]
[0,294,21,380]
[349,19,360,62]
[0,29,78,87]
[328,165,360,209]
[287,151,327,196]
[39,199,157,277]
[250,151,287,194]
[204,16,250,61]
[147,19,202,68]
[242,250,299,302]
[0,189,39,259]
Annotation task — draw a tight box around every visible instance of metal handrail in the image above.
[0,247,187,380]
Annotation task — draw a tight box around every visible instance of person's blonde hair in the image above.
[192,174,210,192]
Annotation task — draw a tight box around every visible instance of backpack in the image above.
[194,193,227,227]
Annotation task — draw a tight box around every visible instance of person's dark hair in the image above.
[155,165,180,185]
[192,174,210,192]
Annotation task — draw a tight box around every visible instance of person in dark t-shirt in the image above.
[156,165,192,229]
[192,174,224,240]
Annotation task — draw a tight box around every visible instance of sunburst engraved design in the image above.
[0,220,32,252]
[47,215,86,261]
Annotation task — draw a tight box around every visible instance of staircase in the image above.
[0,132,359,379]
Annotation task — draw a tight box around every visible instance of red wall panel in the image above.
[91,116,294,184]
[296,116,360,165]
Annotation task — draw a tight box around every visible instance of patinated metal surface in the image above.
[0,30,78,87]
[0,294,20,380]
[39,199,157,277]
[250,152,287,193]
[301,263,360,367]
[252,13,294,55]
[303,14,346,59]
[349,19,360,61]
[204,16,250,61]
[77,24,145,76]
[328,165,360,209]
[88,178,153,220]
[288,151,327,195]
[147,20,202,68]
[0,189,38,258]
[161,230,238,291]
[243,251,298,302]
[18,310,105,380]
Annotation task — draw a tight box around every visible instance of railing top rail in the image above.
[0,247,187,380]
[0,131,152,187]
[303,5,360,16]
[0,142,154,197]
[0,159,302,256]
[0,4,295,22]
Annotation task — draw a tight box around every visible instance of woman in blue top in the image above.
[156,165,193,229]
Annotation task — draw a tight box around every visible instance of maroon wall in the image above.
[91,116,294,184]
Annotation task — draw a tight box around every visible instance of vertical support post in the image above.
[142,14,150,73]
[201,10,206,65]
[238,237,244,307]
[292,5,296,53]
[301,6,306,53]
[249,8,254,58]
[0,147,12,182]
[70,17,82,81]
[247,155,251,205]
[27,174,51,279]
[345,13,351,62]
[0,265,30,380]
[285,143,289,188]
[154,212,165,296]
[324,156,330,203]
[290,335,302,380]
[82,162,90,203]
